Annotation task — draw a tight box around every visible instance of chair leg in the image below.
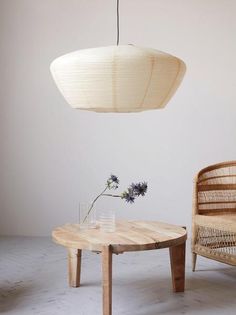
[192,252,197,272]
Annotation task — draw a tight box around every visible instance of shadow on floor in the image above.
[111,269,236,315]
[0,282,35,312]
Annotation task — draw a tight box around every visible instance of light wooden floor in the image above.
[0,236,236,315]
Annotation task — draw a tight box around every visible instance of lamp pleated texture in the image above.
[50,45,186,113]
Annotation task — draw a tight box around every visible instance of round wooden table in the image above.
[52,220,187,315]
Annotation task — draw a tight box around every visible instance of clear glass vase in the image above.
[79,202,96,229]
[99,209,116,232]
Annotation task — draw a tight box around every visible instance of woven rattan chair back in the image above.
[196,161,236,215]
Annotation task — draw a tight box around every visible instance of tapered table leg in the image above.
[68,248,82,287]
[169,241,186,292]
[102,245,112,315]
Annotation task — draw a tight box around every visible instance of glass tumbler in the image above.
[99,209,116,232]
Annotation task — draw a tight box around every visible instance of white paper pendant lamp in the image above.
[50,45,186,113]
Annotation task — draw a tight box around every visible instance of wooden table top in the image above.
[52,221,187,254]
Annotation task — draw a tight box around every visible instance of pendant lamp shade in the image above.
[50,45,186,113]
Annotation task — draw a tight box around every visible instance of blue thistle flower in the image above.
[109,174,119,184]
[121,188,135,203]
[107,174,119,190]
[131,182,148,196]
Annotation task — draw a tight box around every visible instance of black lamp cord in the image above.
[116,0,120,45]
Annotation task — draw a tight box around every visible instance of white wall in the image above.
[0,0,236,236]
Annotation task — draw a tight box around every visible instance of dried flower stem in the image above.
[102,194,120,197]
[82,186,108,223]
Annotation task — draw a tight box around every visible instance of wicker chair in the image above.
[192,161,236,271]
